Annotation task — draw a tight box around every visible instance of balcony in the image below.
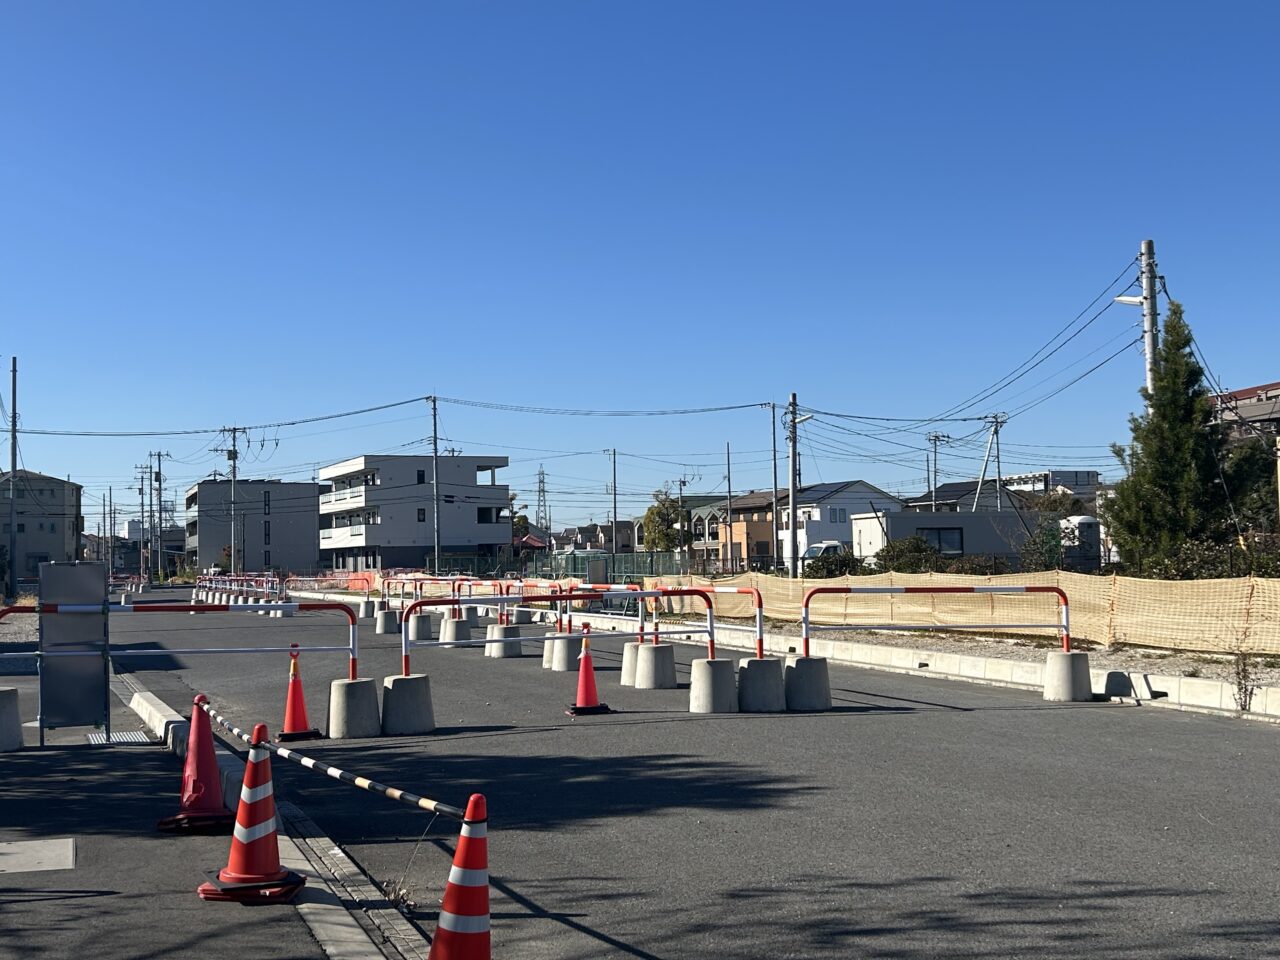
[319,487,368,512]
[319,524,381,549]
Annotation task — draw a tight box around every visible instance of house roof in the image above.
[905,480,1032,508]
[1214,380,1280,404]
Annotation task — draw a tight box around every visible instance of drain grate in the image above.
[85,731,154,745]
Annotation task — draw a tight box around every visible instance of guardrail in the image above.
[801,585,1072,657]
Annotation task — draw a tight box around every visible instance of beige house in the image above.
[0,470,83,576]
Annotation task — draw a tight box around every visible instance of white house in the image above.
[778,481,903,566]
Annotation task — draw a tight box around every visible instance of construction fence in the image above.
[642,571,1280,656]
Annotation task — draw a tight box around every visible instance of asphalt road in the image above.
[109,593,1280,960]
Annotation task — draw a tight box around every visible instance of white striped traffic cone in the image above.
[428,794,490,960]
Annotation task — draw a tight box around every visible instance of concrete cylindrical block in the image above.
[0,687,21,752]
[551,634,582,672]
[375,609,400,634]
[464,606,480,627]
[635,644,678,690]
[439,618,471,645]
[327,678,381,739]
[513,608,533,625]
[738,657,787,712]
[689,659,738,714]
[784,656,832,712]
[619,641,643,686]
[407,614,432,643]
[357,599,375,620]
[542,633,557,668]
[120,593,132,605]
[381,674,435,735]
[485,624,523,658]
[281,606,293,618]
[1043,651,1093,702]
[375,599,388,613]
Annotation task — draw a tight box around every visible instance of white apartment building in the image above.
[318,455,511,572]
[184,479,322,574]
[0,470,83,576]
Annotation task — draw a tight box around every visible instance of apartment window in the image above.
[417,470,426,484]
[919,528,963,555]
[263,550,271,568]
[16,523,24,533]
[263,491,270,516]
[417,508,426,522]
[50,522,56,533]
[263,521,271,545]
[839,509,846,523]
[38,522,45,531]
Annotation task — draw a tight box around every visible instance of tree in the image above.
[871,536,939,573]
[1225,438,1279,535]
[641,490,690,552]
[1101,302,1228,570]
[803,551,863,578]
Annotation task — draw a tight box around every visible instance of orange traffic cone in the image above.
[428,794,490,960]
[280,644,322,742]
[567,624,612,716]
[158,694,234,833]
[198,723,304,903]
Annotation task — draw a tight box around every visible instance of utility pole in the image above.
[146,453,155,582]
[770,402,780,573]
[7,357,16,602]
[610,448,618,560]
[154,451,170,580]
[430,397,441,574]
[993,416,1006,511]
[108,486,114,577]
[970,416,1004,512]
[1140,238,1159,399]
[677,475,688,575]
[926,432,950,512]
[211,429,240,574]
[786,393,811,578]
[136,464,148,580]
[725,442,734,574]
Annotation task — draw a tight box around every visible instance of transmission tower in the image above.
[534,466,550,531]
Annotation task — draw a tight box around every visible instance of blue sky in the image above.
[2,2,1276,529]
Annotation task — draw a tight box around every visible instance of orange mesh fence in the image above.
[644,571,1280,654]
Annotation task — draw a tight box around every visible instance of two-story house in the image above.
[0,470,83,577]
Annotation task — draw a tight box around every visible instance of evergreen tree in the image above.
[1101,302,1227,568]
[641,490,690,552]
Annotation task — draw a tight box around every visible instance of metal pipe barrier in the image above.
[398,588,717,676]
[198,696,466,821]
[41,601,361,680]
[701,586,765,659]
[801,585,1072,658]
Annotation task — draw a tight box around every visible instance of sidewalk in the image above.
[0,674,328,960]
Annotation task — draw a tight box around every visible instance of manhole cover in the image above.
[85,731,154,745]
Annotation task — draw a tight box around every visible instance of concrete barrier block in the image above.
[867,646,894,667]
[0,688,21,752]
[484,624,523,658]
[635,644,678,690]
[328,678,381,739]
[811,638,835,660]
[985,659,1014,683]
[784,657,831,712]
[513,608,533,625]
[375,609,400,634]
[551,635,582,672]
[128,691,189,751]
[738,657,786,712]
[464,607,480,627]
[439,618,471,645]
[1043,651,1092,702]
[619,641,642,686]
[357,599,375,619]
[959,656,987,679]
[406,614,431,644]
[542,633,557,668]
[690,658,738,714]
[1220,683,1245,713]
[381,675,435,735]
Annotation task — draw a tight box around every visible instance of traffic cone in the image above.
[157,694,234,833]
[279,644,322,742]
[428,794,490,960]
[197,723,305,903]
[567,624,611,716]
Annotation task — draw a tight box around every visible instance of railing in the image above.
[801,585,1072,658]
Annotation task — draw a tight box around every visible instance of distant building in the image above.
[1002,470,1101,500]
[1213,380,1280,441]
[850,510,1032,564]
[903,480,1032,513]
[185,479,322,574]
[0,470,83,576]
[318,455,511,572]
